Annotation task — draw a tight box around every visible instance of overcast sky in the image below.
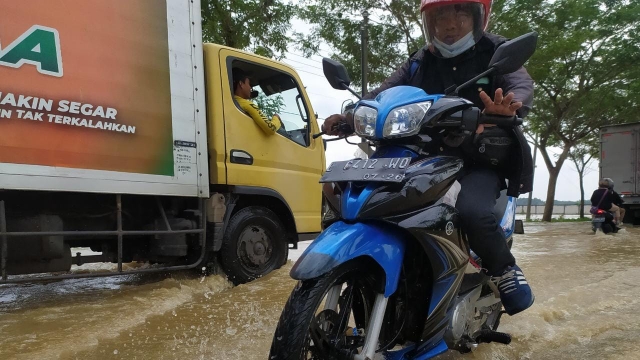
[279,20,600,202]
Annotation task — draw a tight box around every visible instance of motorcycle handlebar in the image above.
[314,111,522,138]
[312,121,352,139]
[479,114,523,127]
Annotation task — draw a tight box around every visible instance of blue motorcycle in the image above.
[270,32,537,360]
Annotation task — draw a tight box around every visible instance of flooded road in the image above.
[1,222,639,359]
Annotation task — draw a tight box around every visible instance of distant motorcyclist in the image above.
[591,178,623,225]
[321,0,535,315]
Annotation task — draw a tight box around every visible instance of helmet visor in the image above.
[422,3,484,47]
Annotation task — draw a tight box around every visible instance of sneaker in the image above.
[491,265,535,316]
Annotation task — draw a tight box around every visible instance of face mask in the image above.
[432,31,476,58]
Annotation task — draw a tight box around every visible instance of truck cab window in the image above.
[254,85,309,146]
[230,60,310,147]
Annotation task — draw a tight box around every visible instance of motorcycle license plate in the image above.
[592,217,605,223]
[320,157,411,183]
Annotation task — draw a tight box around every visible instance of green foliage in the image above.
[294,0,425,89]
[490,0,640,220]
[491,0,640,150]
[201,0,295,58]
[254,93,285,118]
[198,0,637,166]
[296,0,640,133]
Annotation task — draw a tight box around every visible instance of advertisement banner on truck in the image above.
[0,0,174,176]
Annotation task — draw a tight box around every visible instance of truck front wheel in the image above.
[218,206,288,285]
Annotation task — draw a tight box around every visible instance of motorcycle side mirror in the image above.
[323,58,351,90]
[322,58,362,99]
[451,32,538,95]
[488,32,538,75]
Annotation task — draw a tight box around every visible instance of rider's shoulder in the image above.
[483,32,508,46]
[409,46,430,62]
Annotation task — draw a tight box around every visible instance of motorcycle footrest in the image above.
[476,329,512,345]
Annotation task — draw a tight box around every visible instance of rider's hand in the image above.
[321,114,346,135]
[477,88,522,134]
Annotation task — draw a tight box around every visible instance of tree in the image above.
[297,0,640,222]
[491,0,640,221]
[254,93,285,118]
[568,138,598,218]
[201,0,295,58]
[294,0,424,89]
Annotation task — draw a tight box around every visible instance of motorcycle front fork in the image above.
[354,293,388,360]
[324,285,388,360]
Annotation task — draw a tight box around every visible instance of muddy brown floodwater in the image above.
[1,222,639,360]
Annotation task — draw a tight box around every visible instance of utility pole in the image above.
[360,9,369,97]
[358,9,373,157]
[525,135,539,221]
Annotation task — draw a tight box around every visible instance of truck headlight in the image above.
[353,106,377,137]
[383,101,432,138]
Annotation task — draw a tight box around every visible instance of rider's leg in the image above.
[456,168,534,315]
[455,168,514,275]
[609,204,621,224]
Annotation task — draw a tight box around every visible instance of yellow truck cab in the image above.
[204,45,326,283]
[0,1,324,285]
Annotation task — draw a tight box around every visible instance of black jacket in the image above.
[364,33,535,197]
[591,188,614,210]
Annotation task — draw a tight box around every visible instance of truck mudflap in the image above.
[0,195,207,284]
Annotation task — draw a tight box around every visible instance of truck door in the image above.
[219,49,324,233]
[601,127,637,195]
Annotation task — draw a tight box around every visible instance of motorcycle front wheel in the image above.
[269,259,379,359]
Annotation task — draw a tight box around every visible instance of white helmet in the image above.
[599,178,614,189]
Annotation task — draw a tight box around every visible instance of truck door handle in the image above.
[230,149,253,165]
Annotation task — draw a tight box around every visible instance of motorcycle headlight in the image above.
[383,101,432,138]
[353,106,378,137]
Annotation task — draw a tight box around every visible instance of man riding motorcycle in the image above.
[321,0,535,316]
[591,178,623,226]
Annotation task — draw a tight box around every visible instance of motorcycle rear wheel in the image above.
[269,260,378,359]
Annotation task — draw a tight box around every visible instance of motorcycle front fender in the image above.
[290,221,405,297]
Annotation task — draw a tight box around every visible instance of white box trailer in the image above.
[600,122,640,224]
[0,0,210,283]
[0,0,209,197]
